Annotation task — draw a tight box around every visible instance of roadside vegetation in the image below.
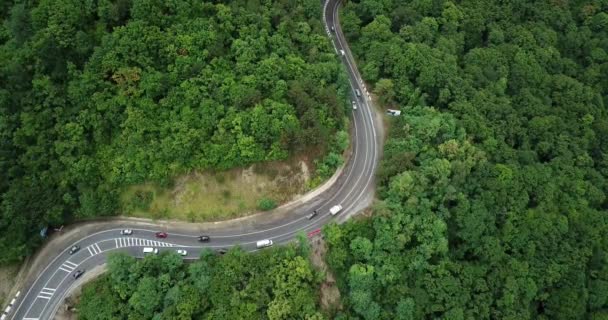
[0,0,351,264]
[323,0,608,319]
[77,243,325,320]
[121,157,312,222]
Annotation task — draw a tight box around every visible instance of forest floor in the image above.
[121,151,318,222]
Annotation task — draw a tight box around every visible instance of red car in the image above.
[155,232,168,238]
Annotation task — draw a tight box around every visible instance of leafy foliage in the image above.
[325,0,608,319]
[78,245,324,320]
[0,0,349,263]
[257,197,278,211]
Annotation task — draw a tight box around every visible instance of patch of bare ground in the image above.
[309,236,342,313]
[0,264,19,307]
[121,150,321,222]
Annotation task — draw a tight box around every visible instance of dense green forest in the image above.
[77,243,325,320]
[324,0,608,319]
[0,0,349,263]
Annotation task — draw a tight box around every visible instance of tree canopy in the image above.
[325,0,608,319]
[78,245,325,320]
[0,0,349,263]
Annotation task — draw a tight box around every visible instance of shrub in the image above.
[257,198,277,211]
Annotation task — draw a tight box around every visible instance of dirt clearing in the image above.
[309,236,342,312]
[121,152,317,222]
[0,264,19,307]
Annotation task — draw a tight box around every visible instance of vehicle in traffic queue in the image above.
[307,210,319,220]
[69,245,80,255]
[73,270,84,279]
[256,239,273,249]
[330,205,343,216]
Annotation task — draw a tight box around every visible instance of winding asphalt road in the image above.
[6,1,381,319]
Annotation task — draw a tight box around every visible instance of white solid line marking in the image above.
[58,267,71,273]
[115,238,118,248]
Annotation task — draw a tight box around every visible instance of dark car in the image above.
[216,248,228,255]
[155,232,168,238]
[307,210,319,220]
[69,245,80,255]
[73,270,84,279]
[198,235,210,242]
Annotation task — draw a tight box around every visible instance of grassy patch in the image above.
[0,264,19,307]
[120,155,314,222]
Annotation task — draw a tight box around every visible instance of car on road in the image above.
[69,245,80,255]
[355,89,361,97]
[120,229,133,235]
[256,239,273,249]
[216,248,228,255]
[176,249,188,256]
[73,270,84,279]
[155,232,168,238]
[330,205,343,216]
[330,26,335,32]
[143,247,159,254]
[339,49,345,56]
[198,235,210,242]
[352,100,357,110]
[307,210,319,220]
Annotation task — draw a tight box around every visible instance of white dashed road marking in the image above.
[58,261,77,273]
[37,288,55,300]
[114,238,175,249]
[86,243,102,256]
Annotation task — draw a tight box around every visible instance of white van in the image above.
[143,247,158,254]
[330,205,343,216]
[256,239,273,249]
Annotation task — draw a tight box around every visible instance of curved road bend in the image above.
[8,1,381,319]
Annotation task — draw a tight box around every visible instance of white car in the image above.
[330,205,343,216]
[256,239,273,249]
[120,229,133,235]
[176,249,188,256]
[352,100,357,110]
[143,247,158,254]
[340,49,345,56]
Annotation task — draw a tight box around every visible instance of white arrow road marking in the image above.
[37,288,55,300]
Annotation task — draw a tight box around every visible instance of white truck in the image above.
[330,205,343,216]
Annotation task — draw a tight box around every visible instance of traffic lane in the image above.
[13,233,179,320]
[21,217,325,318]
[20,206,337,320]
